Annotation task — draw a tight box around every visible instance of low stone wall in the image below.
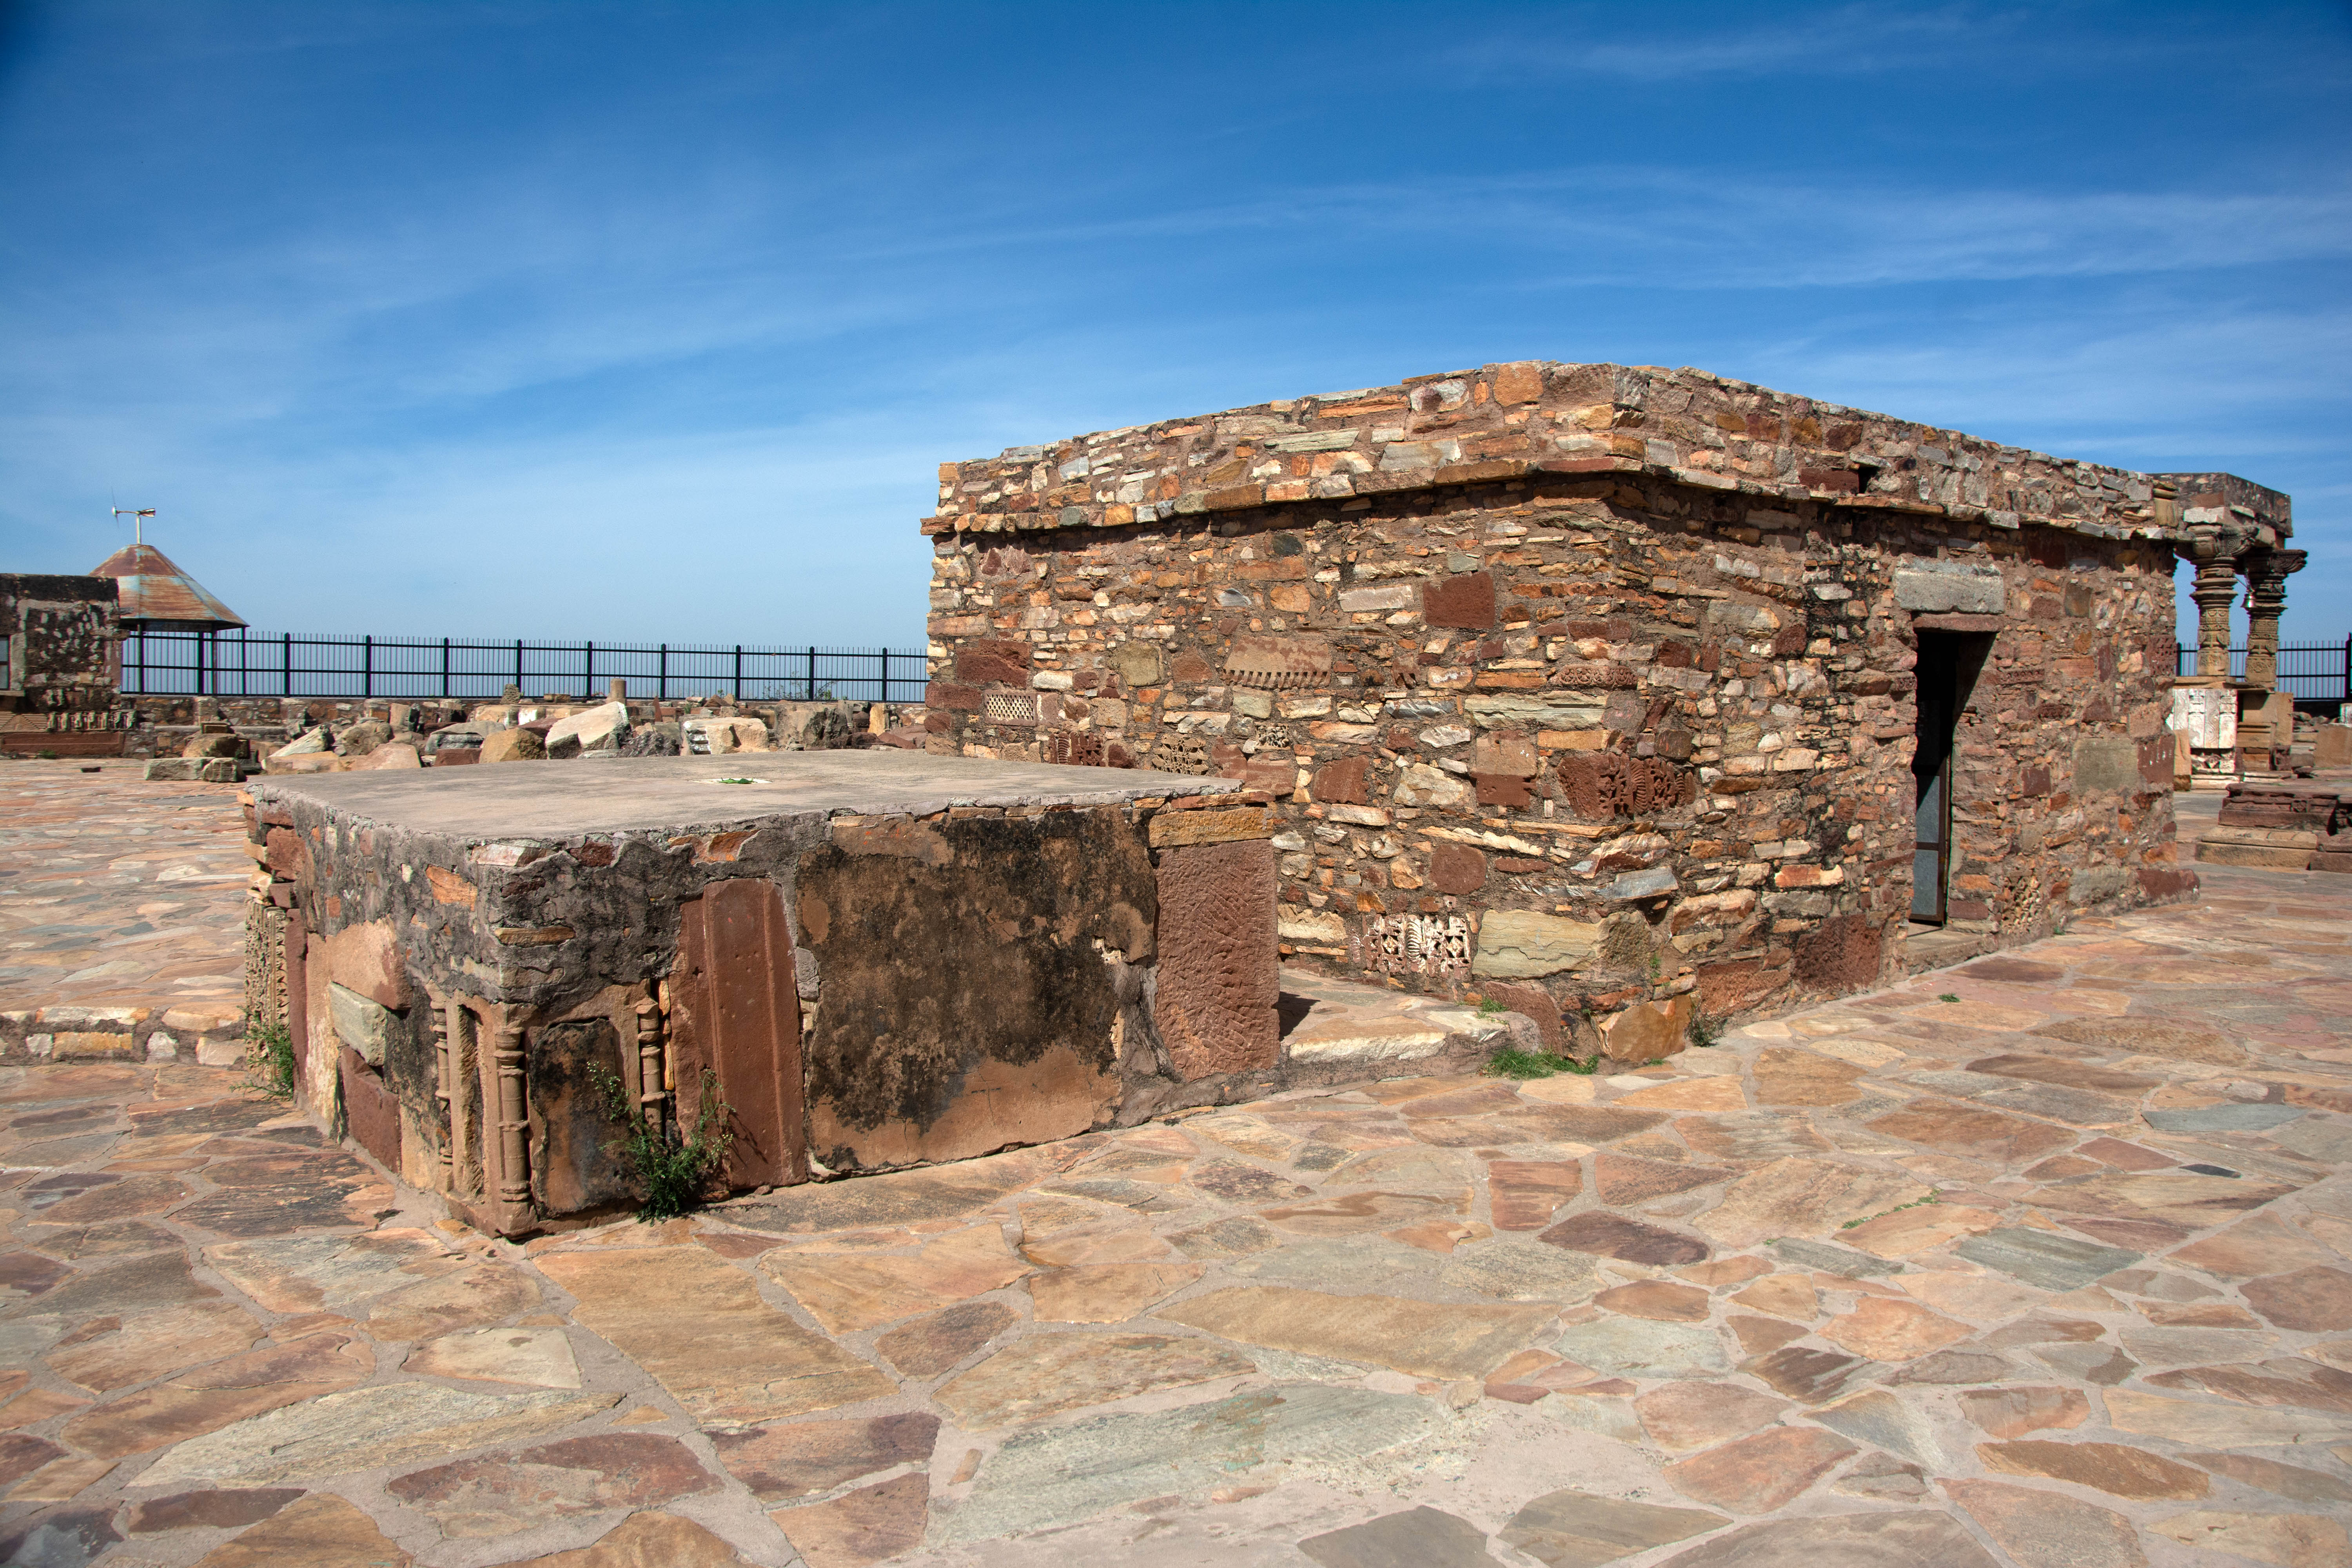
[921,360,2199,1048]
[0,1002,245,1066]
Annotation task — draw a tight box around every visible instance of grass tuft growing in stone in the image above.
[247,1016,296,1098]
[1485,1046,1599,1080]
[590,1063,735,1221]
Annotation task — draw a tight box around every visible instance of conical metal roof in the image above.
[89,543,246,631]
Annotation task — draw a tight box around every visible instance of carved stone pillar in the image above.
[2241,548,2305,691]
[475,1015,532,1234]
[633,993,669,1134]
[445,1001,480,1200]
[2191,558,2240,679]
[427,994,453,1191]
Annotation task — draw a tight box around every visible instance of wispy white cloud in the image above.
[1447,3,1999,82]
[920,172,2352,290]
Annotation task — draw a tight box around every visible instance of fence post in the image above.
[442,637,451,700]
[515,639,524,694]
[132,630,143,695]
[282,633,291,697]
[658,644,667,701]
[2344,633,2350,704]
[733,645,743,702]
[806,646,816,702]
[361,635,372,700]
[585,640,595,701]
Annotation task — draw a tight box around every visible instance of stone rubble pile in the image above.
[228,691,931,775]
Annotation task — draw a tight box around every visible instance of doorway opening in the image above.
[1910,631,1991,926]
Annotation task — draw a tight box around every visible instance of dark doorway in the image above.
[1911,632,1991,924]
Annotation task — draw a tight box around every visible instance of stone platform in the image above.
[246,753,1301,1236]
[2195,781,2352,872]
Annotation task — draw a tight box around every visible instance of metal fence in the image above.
[2175,640,2351,707]
[120,629,931,704]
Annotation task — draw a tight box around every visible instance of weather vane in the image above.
[112,506,155,546]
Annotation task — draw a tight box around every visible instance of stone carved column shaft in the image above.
[494,1022,530,1218]
[633,996,668,1132]
[427,995,452,1190]
[2241,549,2305,691]
[446,1003,479,1201]
[2191,557,2240,679]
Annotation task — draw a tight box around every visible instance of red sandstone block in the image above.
[1310,755,1369,805]
[340,1046,402,1173]
[323,920,409,1010]
[1235,755,1294,795]
[1423,572,1496,629]
[1475,773,1532,807]
[264,826,309,878]
[955,641,1032,686]
[1695,956,1790,1019]
[1429,842,1487,895]
[1153,838,1278,1080]
[925,681,982,713]
[1794,913,1882,990]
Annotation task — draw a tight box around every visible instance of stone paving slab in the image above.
[0,761,252,1063]
[2,788,2351,1564]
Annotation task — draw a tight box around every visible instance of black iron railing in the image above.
[2174,639,2351,706]
[119,629,930,704]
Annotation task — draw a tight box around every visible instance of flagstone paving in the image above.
[3,819,2351,1564]
[0,761,252,1057]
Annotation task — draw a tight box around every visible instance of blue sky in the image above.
[2,1,2347,659]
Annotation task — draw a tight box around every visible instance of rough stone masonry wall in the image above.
[922,361,2190,1047]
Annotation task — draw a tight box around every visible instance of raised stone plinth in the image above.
[243,752,1294,1235]
[2197,782,2352,871]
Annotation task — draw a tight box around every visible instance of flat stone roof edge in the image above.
[250,752,1241,843]
[925,359,2290,545]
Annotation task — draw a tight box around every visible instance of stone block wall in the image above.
[920,361,2196,1042]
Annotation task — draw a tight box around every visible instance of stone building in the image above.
[919,361,2281,1054]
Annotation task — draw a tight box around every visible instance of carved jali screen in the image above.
[1356,913,1470,977]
